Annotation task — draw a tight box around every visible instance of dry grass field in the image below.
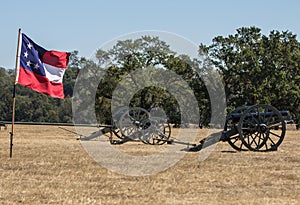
[0,125,299,205]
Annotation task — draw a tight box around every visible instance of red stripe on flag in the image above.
[18,67,65,99]
[42,51,70,68]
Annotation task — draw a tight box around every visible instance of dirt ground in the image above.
[0,125,299,205]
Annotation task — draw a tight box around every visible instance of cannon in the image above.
[187,104,292,152]
[109,106,171,145]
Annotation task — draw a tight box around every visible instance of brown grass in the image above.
[0,125,299,205]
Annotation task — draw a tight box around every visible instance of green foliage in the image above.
[0,68,14,121]
[200,27,300,122]
[94,36,209,125]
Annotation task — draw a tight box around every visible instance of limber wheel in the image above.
[118,107,150,140]
[225,106,249,151]
[238,104,286,152]
[139,119,171,145]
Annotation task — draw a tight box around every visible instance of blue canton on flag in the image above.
[20,34,47,77]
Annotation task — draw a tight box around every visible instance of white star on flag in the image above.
[26,60,31,66]
[27,43,32,49]
[24,51,28,58]
[34,63,39,70]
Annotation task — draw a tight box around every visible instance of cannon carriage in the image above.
[108,106,171,145]
[189,104,292,152]
[108,104,292,152]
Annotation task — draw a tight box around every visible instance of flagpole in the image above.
[10,28,22,158]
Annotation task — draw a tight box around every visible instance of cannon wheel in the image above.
[238,104,286,152]
[225,106,249,151]
[138,119,171,145]
[111,107,133,140]
[118,107,150,140]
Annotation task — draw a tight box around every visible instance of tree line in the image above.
[0,27,299,126]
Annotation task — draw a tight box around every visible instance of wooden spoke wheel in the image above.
[225,106,249,151]
[118,107,150,140]
[111,107,131,139]
[238,104,286,152]
[138,118,171,145]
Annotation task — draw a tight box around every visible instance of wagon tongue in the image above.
[186,131,223,152]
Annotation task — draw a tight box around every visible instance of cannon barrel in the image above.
[227,110,291,124]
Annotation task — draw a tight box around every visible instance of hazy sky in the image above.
[1,0,299,69]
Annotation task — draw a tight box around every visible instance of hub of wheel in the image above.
[258,123,268,133]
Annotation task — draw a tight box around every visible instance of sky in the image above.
[1,0,300,69]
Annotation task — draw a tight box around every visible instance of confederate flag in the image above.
[17,33,70,99]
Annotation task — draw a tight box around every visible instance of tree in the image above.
[0,68,14,121]
[63,51,81,97]
[93,36,209,125]
[200,27,300,122]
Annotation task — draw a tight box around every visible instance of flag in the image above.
[17,33,70,99]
